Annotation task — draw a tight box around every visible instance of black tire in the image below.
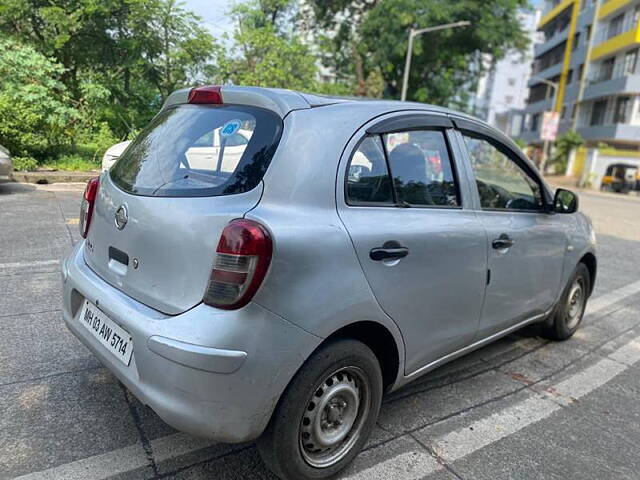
[257,338,383,480]
[542,262,591,341]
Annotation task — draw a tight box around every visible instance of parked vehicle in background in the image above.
[0,145,12,182]
[62,86,597,480]
[600,163,639,194]
[101,140,131,171]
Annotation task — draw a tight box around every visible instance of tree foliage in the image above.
[0,38,78,159]
[552,131,584,173]
[0,0,215,136]
[211,0,317,90]
[306,0,529,105]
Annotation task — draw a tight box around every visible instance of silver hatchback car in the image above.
[62,86,596,480]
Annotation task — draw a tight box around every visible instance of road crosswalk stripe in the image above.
[0,259,59,270]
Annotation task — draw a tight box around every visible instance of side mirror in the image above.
[554,188,578,214]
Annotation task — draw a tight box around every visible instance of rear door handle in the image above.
[492,234,514,250]
[370,244,409,261]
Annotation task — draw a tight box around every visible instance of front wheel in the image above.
[257,339,383,480]
[542,262,590,341]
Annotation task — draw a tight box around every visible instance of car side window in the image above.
[462,133,543,212]
[346,136,394,205]
[383,130,460,207]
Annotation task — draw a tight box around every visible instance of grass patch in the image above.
[41,154,100,171]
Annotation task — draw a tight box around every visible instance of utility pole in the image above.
[531,76,559,175]
[401,21,471,102]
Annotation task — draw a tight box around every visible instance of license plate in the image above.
[78,299,133,366]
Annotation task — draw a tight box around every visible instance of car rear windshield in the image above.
[109,104,283,197]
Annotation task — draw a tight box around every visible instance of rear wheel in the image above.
[542,263,590,341]
[257,339,383,480]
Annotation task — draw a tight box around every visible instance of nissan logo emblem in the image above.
[115,205,128,230]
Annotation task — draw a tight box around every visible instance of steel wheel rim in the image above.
[299,366,371,468]
[566,279,585,330]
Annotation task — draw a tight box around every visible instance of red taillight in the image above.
[204,219,272,310]
[188,86,223,104]
[79,177,99,238]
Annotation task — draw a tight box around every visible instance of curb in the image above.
[11,171,100,184]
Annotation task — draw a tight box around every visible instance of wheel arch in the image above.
[579,252,597,297]
[323,320,401,392]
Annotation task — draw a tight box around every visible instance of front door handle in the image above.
[370,241,409,261]
[492,234,514,250]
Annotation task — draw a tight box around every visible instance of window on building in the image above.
[578,64,585,81]
[531,113,540,131]
[505,95,514,105]
[600,57,616,82]
[528,84,548,103]
[573,32,581,50]
[508,78,516,87]
[568,69,574,83]
[590,100,608,125]
[623,49,639,76]
[561,104,568,120]
[614,97,631,123]
[608,13,625,40]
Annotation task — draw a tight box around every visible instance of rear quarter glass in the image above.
[110,104,283,197]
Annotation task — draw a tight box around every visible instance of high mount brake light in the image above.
[204,219,272,310]
[187,86,223,104]
[79,177,100,238]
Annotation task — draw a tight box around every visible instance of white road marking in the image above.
[586,279,640,315]
[431,336,640,465]
[151,432,215,463]
[13,280,640,480]
[430,394,561,463]
[343,450,440,480]
[0,259,59,270]
[13,443,147,480]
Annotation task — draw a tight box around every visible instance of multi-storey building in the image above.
[521,0,640,151]
[473,10,541,137]
[521,0,598,145]
[577,0,640,148]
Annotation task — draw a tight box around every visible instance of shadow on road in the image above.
[0,181,36,195]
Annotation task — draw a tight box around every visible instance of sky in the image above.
[183,0,235,40]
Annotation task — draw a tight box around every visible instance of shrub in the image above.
[12,156,39,172]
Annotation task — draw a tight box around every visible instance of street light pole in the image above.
[401,21,471,102]
[531,76,559,175]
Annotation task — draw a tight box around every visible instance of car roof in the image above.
[163,85,486,127]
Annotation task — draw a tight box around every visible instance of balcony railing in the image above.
[588,51,640,85]
[594,14,638,45]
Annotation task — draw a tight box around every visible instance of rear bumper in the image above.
[62,242,320,442]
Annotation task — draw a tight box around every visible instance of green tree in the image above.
[211,0,317,89]
[553,131,584,174]
[0,0,215,135]
[307,0,529,104]
[0,38,79,161]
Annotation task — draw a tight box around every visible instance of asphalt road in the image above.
[1,181,640,480]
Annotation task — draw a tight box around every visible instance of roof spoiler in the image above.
[161,86,314,117]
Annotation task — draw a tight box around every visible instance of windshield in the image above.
[110,104,282,197]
